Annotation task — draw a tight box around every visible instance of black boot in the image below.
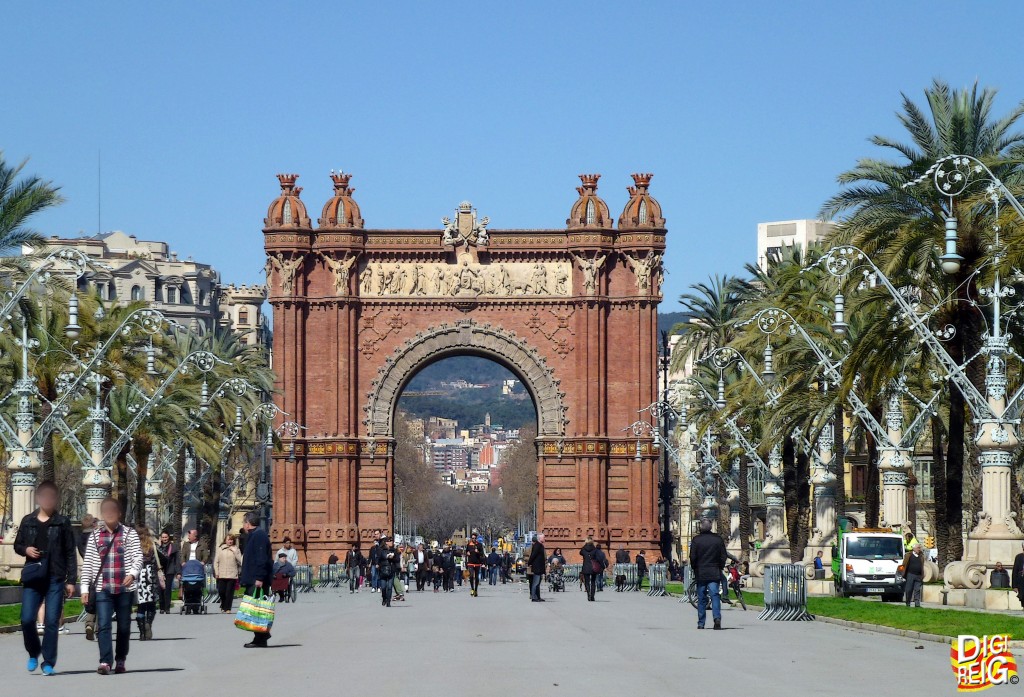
[136,617,147,640]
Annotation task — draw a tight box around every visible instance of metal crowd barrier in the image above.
[679,565,693,603]
[758,564,814,621]
[613,563,639,591]
[563,563,582,584]
[293,564,315,593]
[204,564,216,603]
[647,563,668,596]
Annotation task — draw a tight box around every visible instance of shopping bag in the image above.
[234,590,275,634]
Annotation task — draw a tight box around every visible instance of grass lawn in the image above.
[667,581,1024,638]
[0,600,83,628]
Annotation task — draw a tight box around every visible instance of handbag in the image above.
[21,556,49,586]
[84,530,119,615]
[235,589,275,634]
[590,558,603,574]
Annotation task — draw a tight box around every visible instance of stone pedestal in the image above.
[878,393,910,529]
[805,426,837,564]
[945,379,1024,587]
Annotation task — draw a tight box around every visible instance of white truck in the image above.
[832,528,906,601]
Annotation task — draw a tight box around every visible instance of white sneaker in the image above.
[36,623,44,636]
[57,626,70,635]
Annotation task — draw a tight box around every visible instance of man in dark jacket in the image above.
[239,512,273,648]
[345,546,364,594]
[1013,545,1024,608]
[689,519,727,630]
[614,547,630,591]
[527,534,546,602]
[486,547,501,586]
[635,550,648,591]
[14,481,77,674]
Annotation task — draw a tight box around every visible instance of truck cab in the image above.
[832,528,905,601]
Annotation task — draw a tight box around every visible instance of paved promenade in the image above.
[3,581,974,696]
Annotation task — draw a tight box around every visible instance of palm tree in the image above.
[0,153,62,260]
[821,79,1024,560]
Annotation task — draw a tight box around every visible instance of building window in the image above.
[238,308,249,325]
[107,282,117,300]
[585,200,595,225]
[166,287,177,304]
[131,285,144,301]
[638,200,648,224]
[199,290,206,306]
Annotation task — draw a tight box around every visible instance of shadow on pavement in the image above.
[54,668,185,675]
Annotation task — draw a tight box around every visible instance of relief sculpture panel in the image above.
[357,254,572,298]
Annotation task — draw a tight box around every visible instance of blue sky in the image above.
[4,2,1024,310]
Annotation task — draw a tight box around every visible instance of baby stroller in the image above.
[179,559,208,614]
[548,561,565,593]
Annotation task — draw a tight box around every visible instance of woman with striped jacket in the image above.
[80,497,142,675]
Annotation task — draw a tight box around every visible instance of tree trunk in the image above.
[783,436,799,559]
[946,383,966,561]
[170,447,186,543]
[833,405,845,521]
[39,402,54,483]
[792,449,811,561]
[932,414,949,567]
[865,406,880,528]
[738,456,751,562]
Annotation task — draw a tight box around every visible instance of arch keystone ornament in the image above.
[264,171,668,561]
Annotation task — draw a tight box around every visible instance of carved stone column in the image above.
[806,422,838,564]
[754,444,791,575]
[878,393,910,529]
[144,458,162,531]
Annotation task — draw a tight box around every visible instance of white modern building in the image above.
[756,219,834,271]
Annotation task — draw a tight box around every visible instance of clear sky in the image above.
[4,2,1024,310]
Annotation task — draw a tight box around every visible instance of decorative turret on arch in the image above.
[566,174,612,229]
[265,174,312,229]
[318,170,364,229]
[618,173,665,230]
[364,319,568,438]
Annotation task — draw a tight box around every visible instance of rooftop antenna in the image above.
[97,149,102,235]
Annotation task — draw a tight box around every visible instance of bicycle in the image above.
[687,574,746,611]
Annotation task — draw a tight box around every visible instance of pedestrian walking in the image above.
[80,497,143,674]
[214,534,242,612]
[580,537,607,601]
[378,537,398,607]
[345,545,364,593]
[528,534,546,602]
[487,547,501,585]
[466,533,485,597]
[156,531,179,614]
[180,528,210,565]
[14,480,77,676]
[239,511,273,648]
[415,543,429,591]
[134,526,163,641]
[901,543,926,607]
[689,519,727,630]
[635,550,648,591]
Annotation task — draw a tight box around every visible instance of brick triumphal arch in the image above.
[263,171,668,562]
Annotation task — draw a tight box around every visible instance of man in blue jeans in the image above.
[689,519,728,630]
[14,481,78,675]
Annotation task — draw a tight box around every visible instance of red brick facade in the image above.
[264,172,667,563]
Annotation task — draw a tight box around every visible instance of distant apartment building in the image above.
[26,231,267,346]
[756,219,834,271]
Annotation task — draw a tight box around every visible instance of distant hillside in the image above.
[658,312,690,337]
[399,356,536,430]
